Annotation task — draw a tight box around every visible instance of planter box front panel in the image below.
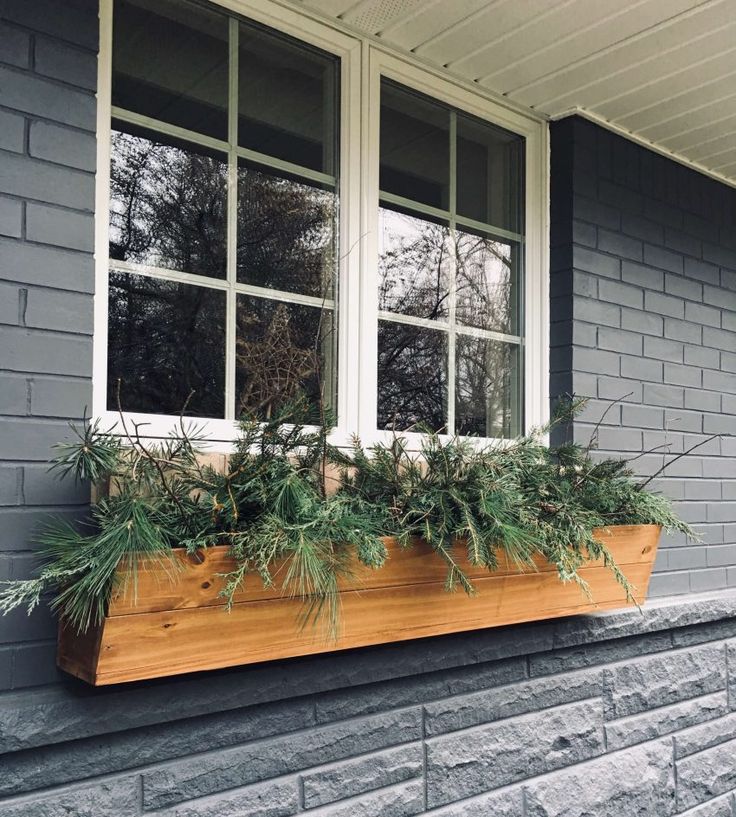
[57,525,661,685]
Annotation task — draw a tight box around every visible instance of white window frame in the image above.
[92,0,548,450]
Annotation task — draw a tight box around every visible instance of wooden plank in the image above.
[56,621,103,686]
[90,559,655,685]
[108,525,661,616]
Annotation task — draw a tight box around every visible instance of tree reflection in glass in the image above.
[456,337,519,438]
[378,208,450,320]
[455,229,517,336]
[237,163,336,298]
[377,322,447,432]
[109,126,227,279]
[108,272,226,417]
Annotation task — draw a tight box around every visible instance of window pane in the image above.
[380,81,449,209]
[457,113,524,233]
[236,296,335,421]
[377,322,447,432]
[108,272,225,417]
[455,336,520,438]
[379,207,450,320]
[112,0,228,140]
[455,228,519,335]
[237,163,336,297]
[109,125,227,279]
[238,22,339,174]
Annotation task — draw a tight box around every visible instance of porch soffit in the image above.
[292,0,736,186]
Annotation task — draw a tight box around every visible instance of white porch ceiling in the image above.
[294,0,736,185]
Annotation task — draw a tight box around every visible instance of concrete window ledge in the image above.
[2,589,736,755]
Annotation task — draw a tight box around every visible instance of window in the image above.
[377,80,524,437]
[106,0,339,423]
[96,0,548,443]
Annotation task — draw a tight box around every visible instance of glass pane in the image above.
[455,336,520,438]
[236,296,335,421]
[108,272,225,417]
[377,321,447,432]
[455,228,519,335]
[380,80,449,210]
[109,124,227,279]
[379,207,450,320]
[237,163,336,298]
[238,22,339,174]
[457,113,524,233]
[112,0,228,140]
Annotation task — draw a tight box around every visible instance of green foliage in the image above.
[0,396,699,634]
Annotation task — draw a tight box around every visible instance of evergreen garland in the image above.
[0,396,699,634]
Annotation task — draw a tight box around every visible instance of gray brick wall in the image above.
[0,0,97,691]
[1,595,735,815]
[551,116,736,599]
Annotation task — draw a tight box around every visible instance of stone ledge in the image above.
[1,590,735,755]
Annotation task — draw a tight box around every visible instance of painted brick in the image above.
[685,256,720,285]
[598,228,643,262]
[0,23,30,68]
[0,418,72,461]
[30,377,91,418]
[24,288,94,335]
[0,282,21,326]
[644,336,683,363]
[684,344,720,369]
[599,279,644,309]
[0,110,25,153]
[621,260,664,290]
[645,290,685,319]
[621,354,662,382]
[572,246,620,279]
[646,244,684,274]
[684,387,720,412]
[2,0,99,50]
[0,238,94,293]
[598,327,642,355]
[425,701,605,808]
[0,196,23,239]
[0,151,94,211]
[622,306,663,336]
[34,37,98,91]
[0,375,28,415]
[25,203,94,253]
[29,121,97,172]
[0,326,92,377]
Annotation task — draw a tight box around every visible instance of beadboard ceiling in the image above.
[293,0,736,185]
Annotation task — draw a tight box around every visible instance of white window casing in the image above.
[93,0,549,449]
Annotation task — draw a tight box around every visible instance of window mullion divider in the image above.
[225,16,239,422]
[447,110,457,437]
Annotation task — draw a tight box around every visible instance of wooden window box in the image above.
[57,524,661,685]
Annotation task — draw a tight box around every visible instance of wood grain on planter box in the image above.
[57,525,661,685]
